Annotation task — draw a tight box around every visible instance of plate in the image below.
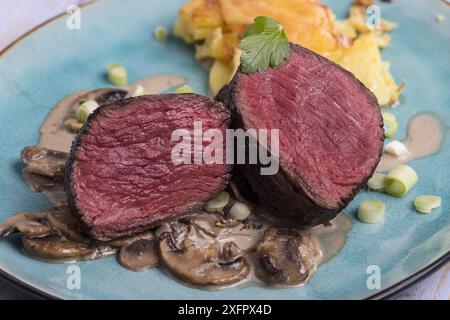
[0,0,448,299]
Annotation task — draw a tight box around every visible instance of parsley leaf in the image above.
[239,16,291,74]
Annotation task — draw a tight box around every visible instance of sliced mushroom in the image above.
[105,231,155,248]
[22,235,97,262]
[22,171,57,192]
[46,207,90,244]
[91,88,128,105]
[69,88,128,113]
[243,217,264,231]
[0,211,47,238]
[182,214,221,237]
[15,221,52,238]
[22,171,67,206]
[215,217,241,229]
[21,146,68,178]
[64,118,83,133]
[222,241,243,261]
[255,227,320,286]
[159,225,250,286]
[119,239,159,271]
[168,221,187,239]
[182,214,241,238]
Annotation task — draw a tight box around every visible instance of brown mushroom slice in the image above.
[215,216,241,229]
[255,228,321,286]
[222,241,243,261]
[22,171,67,206]
[119,239,159,271]
[64,118,84,133]
[46,207,90,244]
[105,231,155,249]
[93,88,128,105]
[21,146,68,178]
[22,235,97,262]
[74,88,128,108]
[159,230,250,286]
[0,211,47,238]
[66,88,128,117]
[46,207,82,239]
[15,221,52,238]
[168,221,187,239]
[181,214,222,237]
[23,171,58,192]
[182,214,242,238]
[61,88,128,128]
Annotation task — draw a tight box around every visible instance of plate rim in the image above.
[1,252,449,300]
[0,0,448,300]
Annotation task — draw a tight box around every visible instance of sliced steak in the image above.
[66,94,231,240]
[217,43,384,227]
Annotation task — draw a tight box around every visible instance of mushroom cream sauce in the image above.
[3,75,444,289]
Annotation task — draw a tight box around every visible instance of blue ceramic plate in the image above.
[0,0,448,300]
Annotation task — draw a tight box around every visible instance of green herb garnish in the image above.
[239,16,291,74]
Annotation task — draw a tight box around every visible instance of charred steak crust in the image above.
[66,94,232,241]
[217,43,384,227]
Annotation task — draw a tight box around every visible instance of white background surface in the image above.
[0,0,448,300]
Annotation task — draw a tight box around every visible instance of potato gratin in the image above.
[174,0,402,106]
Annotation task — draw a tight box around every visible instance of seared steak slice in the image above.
[66,94,231,240]
[217,43,384,227]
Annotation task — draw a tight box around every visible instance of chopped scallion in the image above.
[205,191,230,213]
[367,172,386,191]
[382,112,398,138]
[154,26,169,42]
[175,85,194,94]
[126,84,145,98]
[385,164,418,197]
[384,140,408,157]
[76,100,99,123]
[357,200,385,224]
[108,63,128,86]
[414,195,441,214]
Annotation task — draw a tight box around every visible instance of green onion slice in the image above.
[154,26,169,42]
[382,112,398,138]
[414,195,441,214]
[76,100,99,123]
[175,85,194,94]
[229,202,251,220]
[108,63,128,86]
[385,164,418,197]
[205,191,230,213]
[358,200,385,224]
[384,140,408,157]
[126,84,145,98]
[367,172,386,191]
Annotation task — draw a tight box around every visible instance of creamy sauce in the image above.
[39,75,186,153]
[377,113,443,172]
[309,213,352,263]
[156,212,351,265]
[155,211,351,289]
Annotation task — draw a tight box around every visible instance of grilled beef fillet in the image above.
[66,94,231,240]
[217,43,384,227]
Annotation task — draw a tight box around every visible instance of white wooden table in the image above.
[0,0,448,300]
